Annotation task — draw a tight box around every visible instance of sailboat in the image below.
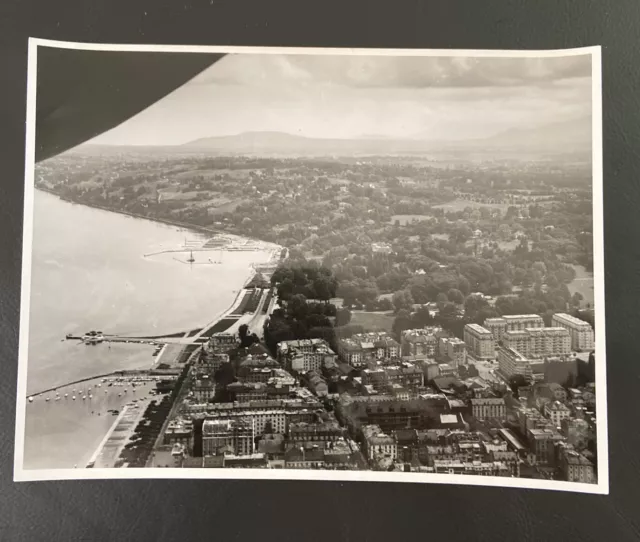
[187,250,195,264]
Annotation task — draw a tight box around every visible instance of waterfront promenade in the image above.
[89,402,150,468]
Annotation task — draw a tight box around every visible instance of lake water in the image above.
[23,191,275,468]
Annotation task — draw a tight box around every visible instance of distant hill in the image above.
[183,119,592,158]
[183,131,430,156]
[475,116,592,153]
[77,117,592,160]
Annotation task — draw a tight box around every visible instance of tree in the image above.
[214,361,236,388]
[238,324,249,346]
[514,237,529,256]
[571,292,584,307]
[392,309,413,337]
[288,294,309,319]
[447,288,465,305]
[392,289,414,312]
[335,308,352,327]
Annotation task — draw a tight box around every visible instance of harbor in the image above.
[23,191,282,469]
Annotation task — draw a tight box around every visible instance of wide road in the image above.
[224,289,271,338]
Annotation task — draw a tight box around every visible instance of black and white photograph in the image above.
[15,40,606,493]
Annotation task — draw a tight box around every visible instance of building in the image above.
[484,314,544,342]
[222,452,268,469]
[561,418,592,448]
[420,360,440,382]
[277,339,337,373]
[463,324,495,360]
[552,313,595,352]
[209,333,238,348]
[438,363,456,377]
[337,394,450,434]
[361,424,398,462]
[336,332,400,366]
[501,330,530,356]
[526,327,571,357]
[546,382,568,402]
[497,428,527,456]
[202,418,255,456]
[518,407,554,434]
[545,400,571,427]
[470,397,507,420]
[502,327,571,358]
[306,371,329,397]
[432,459,510,477]
[337,341,364,366]
[236,353,281,382]
[498,346,533,380]
[440,337,467,368]
[361,367,388,391]
[385,362,425,389]
[189,398,322,434]
[284,439,362,470]
[484,318,508,342]
[204,409,286,435]
[491,450,521,477]
[289,421,345,442]
[200,349,230,371]
[527,428,565,465]
[163,419,193,450]
[402,327,443,358]
[559,446,596,483]
[227,381,290,403]
[192,377,216,402]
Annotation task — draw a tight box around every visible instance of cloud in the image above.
[191,52,592,91]
[92,51,593,145]
[279,54,592,89]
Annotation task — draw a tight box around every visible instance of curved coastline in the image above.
[37,186,249,241]
[26,191,281,397]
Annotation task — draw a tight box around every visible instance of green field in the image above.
[568,264,595,307]
[350,311,395,332]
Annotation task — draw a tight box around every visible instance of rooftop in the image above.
[553,313,593,327]
[470,397,505,405]
[564,450,594,466]
[526,327,569,335]
[465,323,492,335]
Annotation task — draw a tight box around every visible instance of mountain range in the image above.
[182,117,592,158]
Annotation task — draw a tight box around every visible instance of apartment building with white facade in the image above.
[551,313,595,352]
[463,323,495,360]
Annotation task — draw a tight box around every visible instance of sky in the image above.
[89,51,593,146]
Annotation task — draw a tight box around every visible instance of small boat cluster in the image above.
[82,330,104,345]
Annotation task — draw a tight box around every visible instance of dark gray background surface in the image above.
[1,1,639,540]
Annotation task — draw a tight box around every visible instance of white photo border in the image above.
[14,38,608,494]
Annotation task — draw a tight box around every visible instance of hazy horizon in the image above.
[85,52,593,147]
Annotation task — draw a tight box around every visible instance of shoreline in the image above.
[86,404,130,468]
[36,187,275,248]
[26,191,281,398]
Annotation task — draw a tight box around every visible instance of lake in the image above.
[22,191,276,468]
